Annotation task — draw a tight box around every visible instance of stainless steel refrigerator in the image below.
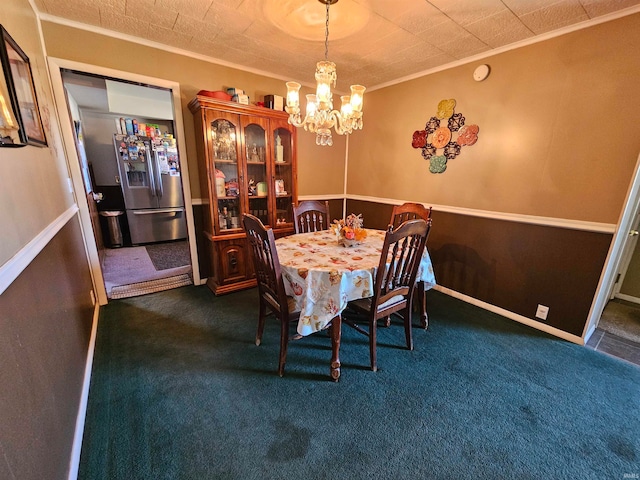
[113,134,187,244]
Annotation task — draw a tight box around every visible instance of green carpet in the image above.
[79,286,640,479]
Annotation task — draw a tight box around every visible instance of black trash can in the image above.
[99,211,124,247]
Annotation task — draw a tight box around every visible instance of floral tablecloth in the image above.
[275,228,436,336]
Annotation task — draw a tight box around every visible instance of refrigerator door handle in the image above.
[154,151,164,198]
[146,147,157,197]
[131,208,184,215]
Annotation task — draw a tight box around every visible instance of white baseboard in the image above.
[68,301,100,480]
[613,293,640,305]
[433,285,585,345]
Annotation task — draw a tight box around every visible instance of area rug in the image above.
[145,241,190,271]
[109,274,193,299]
[103,246,192,299]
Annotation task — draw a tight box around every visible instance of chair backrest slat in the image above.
[293,200,330,234]
[373,219,431,305]
[243,213,289,314]
[390,203,432,230]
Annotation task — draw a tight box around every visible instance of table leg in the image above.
[330,315,341,381]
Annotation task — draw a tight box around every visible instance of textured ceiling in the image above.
[36,0,640,91]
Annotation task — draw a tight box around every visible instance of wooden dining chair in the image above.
[344,218,431,372]
[390,202,433,328]
[293,200,330,234]
[391,202,432,228]
[242,213,300,377]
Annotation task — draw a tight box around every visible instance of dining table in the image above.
[275,227,436,380]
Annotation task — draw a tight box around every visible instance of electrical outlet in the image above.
[90,290,96,306]
[535,304,549,320]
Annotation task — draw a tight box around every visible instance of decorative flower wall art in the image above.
[411,99,479,173]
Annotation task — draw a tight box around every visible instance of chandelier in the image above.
[285,0,365,146]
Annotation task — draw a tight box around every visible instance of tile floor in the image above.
[586,328,640,367]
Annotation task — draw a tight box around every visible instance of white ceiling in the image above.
[37,0,640,91]
[61,71,109,110]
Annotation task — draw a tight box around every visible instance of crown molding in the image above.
[368,5,640,92]
[37,6,640,93]
[37,13,318,90]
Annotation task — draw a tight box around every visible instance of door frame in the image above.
[47,57,202,305]
[583,151,640,340]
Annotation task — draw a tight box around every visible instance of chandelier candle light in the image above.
[285,0,365,146]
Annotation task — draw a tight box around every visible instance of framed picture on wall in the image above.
[0,25,47,146]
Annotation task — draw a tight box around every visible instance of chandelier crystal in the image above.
[285,0,365,146]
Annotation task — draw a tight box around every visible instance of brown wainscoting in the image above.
[192,204,211,279]
[347,199,612,337]
[0,215,94,479]
[347,200,395,230]
[326,198,345,223]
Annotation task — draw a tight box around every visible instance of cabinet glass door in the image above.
[273,126,294,228]
[210,116,241,232]
[244,120,269,226]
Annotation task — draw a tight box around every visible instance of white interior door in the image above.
[584,151,640,341]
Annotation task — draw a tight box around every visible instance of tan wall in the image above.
[347,13,640,225]
[296,121,346,196]
[0,2,75,265]
[40,21,346,200]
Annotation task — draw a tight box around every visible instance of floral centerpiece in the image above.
[331,213,367,247]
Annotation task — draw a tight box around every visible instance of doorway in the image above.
[591,202,640,366]
[62,70,193,299]
[600,206,640,345]
[589,299,640,366]
[48,58,201,305]
[586,151,640,365]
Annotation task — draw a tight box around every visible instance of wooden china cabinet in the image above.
[189,95,298,294]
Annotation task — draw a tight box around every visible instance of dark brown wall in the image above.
[193,204,211,278]
[347,199,612,337]
[326,199,344,223]
[0,217,94,480]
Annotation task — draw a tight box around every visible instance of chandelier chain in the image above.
[324,1,330,61]
[284,0,365,146]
